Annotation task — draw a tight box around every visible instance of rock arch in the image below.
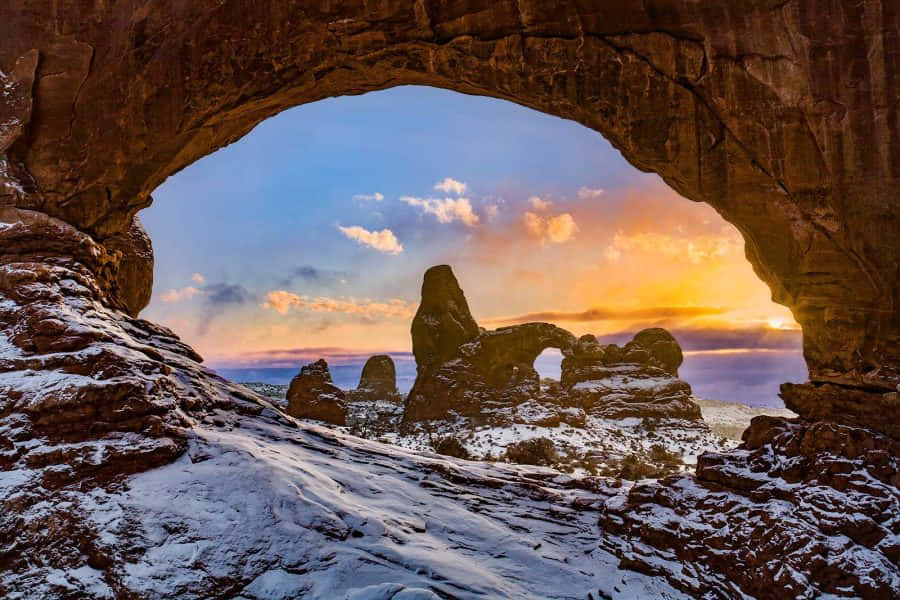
[1,3,898,596]
[2,2,897,434]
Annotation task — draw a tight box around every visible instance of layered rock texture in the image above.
[1,1,898,597]
[405,266,702,424]
[286,359,348,425]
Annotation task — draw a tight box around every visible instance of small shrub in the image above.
[504,437,558,466]
[617,454,664,480]
[649,443,683,466]
[434,436,470,459]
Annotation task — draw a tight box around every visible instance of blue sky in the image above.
[141,85,805,407]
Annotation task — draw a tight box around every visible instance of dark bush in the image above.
[617,454,665,480]
[434,436,470,459]
[649,443,682,466]
[504,437,558,466]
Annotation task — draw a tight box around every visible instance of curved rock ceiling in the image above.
[0,2,897,597]
[2,1,896,431]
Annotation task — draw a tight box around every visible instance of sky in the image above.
[141,85,806,407]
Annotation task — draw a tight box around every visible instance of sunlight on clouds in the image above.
[521,211,578,243]
[337,225,404,254]
[401,196,480,226]
[262,290,414,320]
[606,230,740,264]
[546,213,578,243]
[433,177,467,195]
[529,196,552,211]
[191,273,205,284]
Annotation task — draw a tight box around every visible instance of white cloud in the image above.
[484,204,500,219]
[401,196,480,227]
[337,225,404,254]
[352,192,384,202]
[433,177,467,196]
[191,273,205,284]
[576,186,604,200]
[521,211,578,244]
[160,286,203,303]
[529,196,552,211]
[262,290,414,320]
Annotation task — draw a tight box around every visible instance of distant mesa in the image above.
[286,359,348,425]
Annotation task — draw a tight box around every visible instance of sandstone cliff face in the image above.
[286,359,348,425]
[0,2,897,597]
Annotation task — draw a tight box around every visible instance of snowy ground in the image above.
[240,382,795,479]
[695,397,796,440]
[3,405,690,599]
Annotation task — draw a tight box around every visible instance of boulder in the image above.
[286,359,348,425]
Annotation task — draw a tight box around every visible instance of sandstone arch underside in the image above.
[1,2,898,598]
[2,1,898,431]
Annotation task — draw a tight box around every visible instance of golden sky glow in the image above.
[148,177,798,366]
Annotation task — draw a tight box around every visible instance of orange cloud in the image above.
[262,290,414,320]
[487,305,726,325]
[521,211,578,243]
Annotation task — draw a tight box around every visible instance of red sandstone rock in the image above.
[286,359,349,426]
[0,2,897,597]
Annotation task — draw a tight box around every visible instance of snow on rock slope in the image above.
[2,405,686,599]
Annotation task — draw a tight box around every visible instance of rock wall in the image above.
[2,1,898,429]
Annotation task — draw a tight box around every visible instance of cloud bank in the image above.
[262,290,414,320]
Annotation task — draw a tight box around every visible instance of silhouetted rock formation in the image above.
[410,265,480,375]
[561,329,699,420]
[405,268,576,420]
[286,359,348,425]
[348,354,402,403]
[405,267,700,423]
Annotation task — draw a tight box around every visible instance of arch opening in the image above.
[2,1,896,436]
[140,86,805,417]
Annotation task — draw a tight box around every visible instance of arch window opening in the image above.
[141,85,805,476]
[535,348,564,389]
